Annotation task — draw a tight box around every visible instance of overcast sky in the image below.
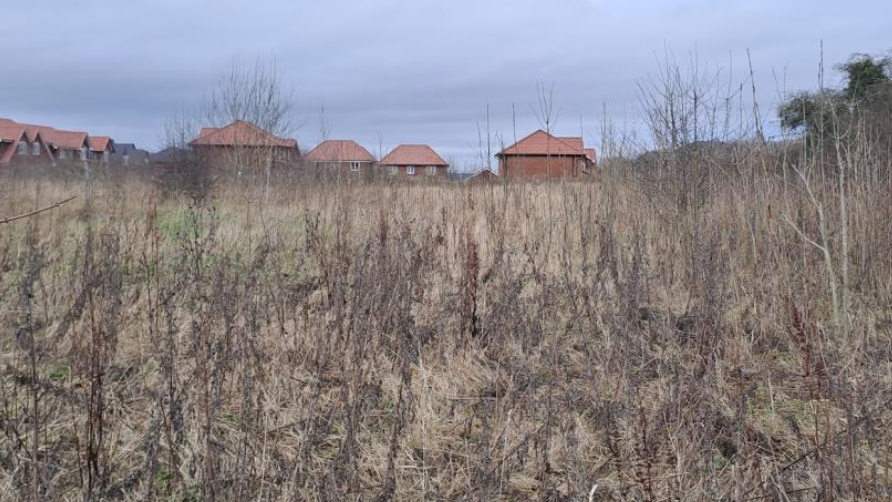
[2,0,890,168]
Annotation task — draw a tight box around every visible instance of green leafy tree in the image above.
[837,54,891,102]
[779,51,892,137]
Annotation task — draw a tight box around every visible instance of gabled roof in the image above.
[466,169,499,183]
[498,130,587,156]
[44,129,89,150]
[306,140,375,162]
[189,120,297,149]
[1,119,49,143]
[90,136,113,152]
[23,125,46,142]
[379,144,448,166]
[585,148,597,164]
[0,124,26,144]
[149,147,186,163]
[0,125,27,163]
[114,142,137,153]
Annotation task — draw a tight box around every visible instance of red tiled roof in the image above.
[23,125,46,142]
[90,136,113,152]
[0,125,27,163]
[44,129,89,150]
[189,120,297,149]
[498,130,586,156]
[306,140,375,162]
[379,144,448,166]
[0,124,26,143]
[0,117,108,154]
[585,148,597,164]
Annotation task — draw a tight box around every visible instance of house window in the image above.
[79,147,87,160]
[103,151,109,162]
[349,161,360,172]
[406,165,415,175]
[32,142,41,155]
[59,150,68,160]
[389,165,397,175]
[17,141,27,155]
[426,165,437,175]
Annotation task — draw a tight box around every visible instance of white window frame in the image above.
[349,161,360,172]
[426,165,437,175]
[406,165,415,175]
[17,141,27,155]
[389,165,397,175]
[32,142,41,155]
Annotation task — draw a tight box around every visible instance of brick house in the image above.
[0,123,56,165]
[466,168,499,185]
[496,130,595,179]
[189,120,299,170]
[89,136,115,164]
[379,144,449,178]
[43,129,92,163]
[0,117,113,165]
[306,140,375,174]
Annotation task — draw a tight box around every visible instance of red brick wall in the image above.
[196,145,299,170]
[381,164,447,178]
[498,155,587,179]
[310,160,375,174]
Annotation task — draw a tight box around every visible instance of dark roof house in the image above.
[110,143,151,166]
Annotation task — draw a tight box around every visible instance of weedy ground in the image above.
[0,165,890,501]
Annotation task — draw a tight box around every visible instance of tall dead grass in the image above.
[1,149,891,502]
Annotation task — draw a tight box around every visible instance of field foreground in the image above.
[1,171,891,501]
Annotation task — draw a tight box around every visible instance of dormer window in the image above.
[32,142,41,155]
[17,141,27,155]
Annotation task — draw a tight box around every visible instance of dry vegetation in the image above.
[1,149,890,502]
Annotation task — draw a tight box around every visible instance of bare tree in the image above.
[164,56,295,203]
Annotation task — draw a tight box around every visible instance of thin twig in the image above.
[0,196,77,225]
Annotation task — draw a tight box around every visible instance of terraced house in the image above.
[0,117,115,166]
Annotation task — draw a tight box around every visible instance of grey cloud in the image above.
[2,0,890,165]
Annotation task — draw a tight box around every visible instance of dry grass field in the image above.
[1,154,891,501]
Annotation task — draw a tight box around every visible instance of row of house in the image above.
[2,115,598,180]
[0,117,121,166]
[302,129,596,180]
[186,120,596,180]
